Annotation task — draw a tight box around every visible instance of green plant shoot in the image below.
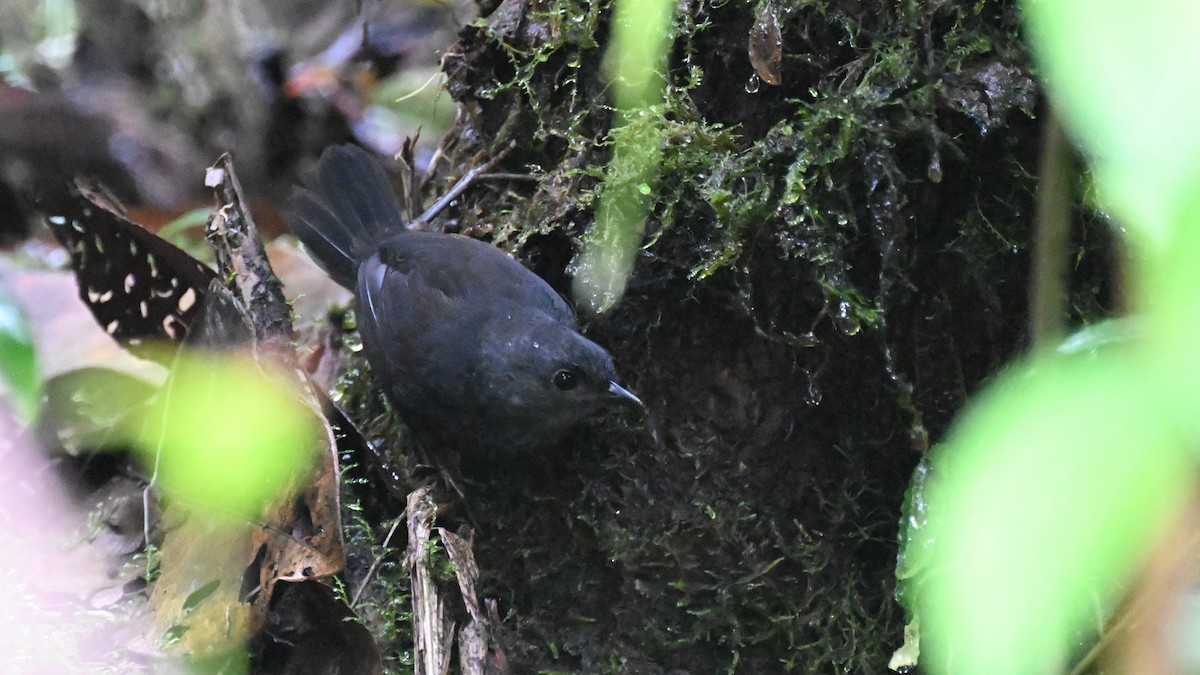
[573,0,676,313]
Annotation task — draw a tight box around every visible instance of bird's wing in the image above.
[357,249,458,384]
[376,231,577,325]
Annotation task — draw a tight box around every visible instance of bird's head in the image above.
[478,310,643,441]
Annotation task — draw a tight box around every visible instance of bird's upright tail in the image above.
[287,144,404,289]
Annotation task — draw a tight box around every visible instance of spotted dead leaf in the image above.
[40,180,217,356]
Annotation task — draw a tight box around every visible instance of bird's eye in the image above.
[553,369,578,391]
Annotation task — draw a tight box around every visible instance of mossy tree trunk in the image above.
[356,1,1115,671]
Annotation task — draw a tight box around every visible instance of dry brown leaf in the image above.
[748,2,783,86]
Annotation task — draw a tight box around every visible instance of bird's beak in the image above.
[608,380,645,410]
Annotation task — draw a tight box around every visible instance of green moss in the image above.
[340,492,415,674]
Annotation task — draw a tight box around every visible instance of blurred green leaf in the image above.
[42,367,157,453]
[890,455,931,671]
[1024,0,1200,257]
[0,285,41,421]
[1053,317,1142,355]
[910,3,1200,672]
[1144,187,1200,440]
[920,349,1191,675]
[157,207,213,242]
[136,351,319,519]
[373,68,456,135]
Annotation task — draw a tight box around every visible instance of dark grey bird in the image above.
[287,145,642,459]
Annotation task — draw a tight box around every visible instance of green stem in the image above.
[1030,107,1077,347]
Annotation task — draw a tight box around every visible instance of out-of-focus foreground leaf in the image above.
[136,349,319,521]
[905,1,1200,673]
[917,349,1192,674]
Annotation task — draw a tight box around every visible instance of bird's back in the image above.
[355,230,574,401]
[370,230,574,324]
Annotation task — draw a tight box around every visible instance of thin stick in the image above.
[351,513,405,607]
[412,142,517,228]
[475,172,540,183]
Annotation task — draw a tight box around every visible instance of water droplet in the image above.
[792,331,821,348]
[831,300,861,336]
[804,376,823,405]
[745,73,761,94]
[909,424,929,452]
[927,152,943,183]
